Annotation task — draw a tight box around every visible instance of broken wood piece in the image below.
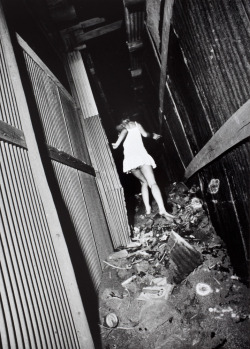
[74,20,123,48]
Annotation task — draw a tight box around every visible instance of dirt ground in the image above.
[98,183,250,349]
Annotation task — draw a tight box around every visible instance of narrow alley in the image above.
[1,1,249,349]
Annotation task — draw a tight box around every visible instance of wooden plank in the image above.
[74,20,123,48]
[47,145,96,176]
[159,0,174,123]
[61,17,106,34]
[0,120,27,149]
[185,99,250,179]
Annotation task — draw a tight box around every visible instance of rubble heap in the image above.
[98,183,250,349]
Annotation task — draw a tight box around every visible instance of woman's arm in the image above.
[137,123,161,140]
[111,128,128,149]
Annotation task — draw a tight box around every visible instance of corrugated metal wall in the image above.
[18,35,113,289]
[67,51,130,248]
[0,26,82,349]
[84,115,130,247]
[144,0,250,279]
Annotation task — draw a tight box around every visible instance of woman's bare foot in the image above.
[159,211,175,220]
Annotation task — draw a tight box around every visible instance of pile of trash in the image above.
[98,183,250,349]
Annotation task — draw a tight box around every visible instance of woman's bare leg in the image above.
[140,165,174,218]
[131,168,151,214]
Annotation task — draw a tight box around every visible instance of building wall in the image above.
[144,0,250,280]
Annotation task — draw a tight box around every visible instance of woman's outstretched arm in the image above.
[111,128,128,149]
[137,123,161,140]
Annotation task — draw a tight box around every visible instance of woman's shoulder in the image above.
[128,121,138,128]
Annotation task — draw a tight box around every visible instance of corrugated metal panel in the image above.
[59,89,91,164]
[78,171,113,263]
[25,53,72,154]
[125,6,145,43]
[52,161,102,288]
[21,42,106,288]
[84,115,130,248]
[66,51,130,249]
[0,26,81,347]
[1,145,80,349]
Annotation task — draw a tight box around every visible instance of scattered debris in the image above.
[98,182,250,349]
[196,282,213,296]
[104,313,119,328]
[208,178,220,194]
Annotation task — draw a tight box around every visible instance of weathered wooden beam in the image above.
[61,18,106,34]
[185,99,250,179]
[0,120,27,149]
[47,145,96,176]
[159,0,174,124]
[123,0,145,7]
[74,20,123,49]
[127,40,143,52]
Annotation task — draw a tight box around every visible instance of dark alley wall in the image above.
[143,0,250,281]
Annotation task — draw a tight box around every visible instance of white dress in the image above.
[123,122,156,173]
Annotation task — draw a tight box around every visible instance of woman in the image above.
[112,117,174,220]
